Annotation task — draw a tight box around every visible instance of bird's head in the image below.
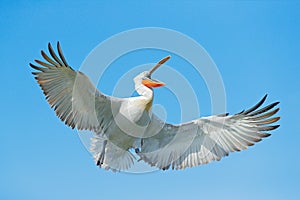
[134,55,171,88]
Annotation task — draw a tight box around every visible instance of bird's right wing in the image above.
[31,43,137,171]
[139,95,280,170]
[30,42,123,132]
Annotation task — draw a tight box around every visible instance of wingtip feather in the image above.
[243,95,268,115]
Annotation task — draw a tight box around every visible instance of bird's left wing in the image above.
[139,95,280,170]
[30,42,123,131]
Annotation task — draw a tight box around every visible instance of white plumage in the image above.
[31,42,280,171]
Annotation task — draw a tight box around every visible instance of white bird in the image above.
[31,42,280,171]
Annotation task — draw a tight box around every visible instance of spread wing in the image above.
[30,42,123,131]
[31,42,137,171]
[139,95,280,170]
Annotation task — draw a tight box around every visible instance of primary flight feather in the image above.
[31,42,280,171]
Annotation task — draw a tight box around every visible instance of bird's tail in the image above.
[90,135,135,172]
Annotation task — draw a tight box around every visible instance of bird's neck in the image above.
[135,83,153,100]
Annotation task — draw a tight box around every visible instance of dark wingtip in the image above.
[47,42,53,53]
[57,41,61,51]
[238,110,245,114]
[57,41,61,52]
[261,133,271,138]
[41,50,46,57]
[56,41,70,67]
[263,94,268,99]
[249,101,280,117]
[274,124,280,129]
[259,125,280,131]
[274,116,281,122]
[47,42,54,55]
[47,42,52,52]
[259,94,268,105]
[29,63,40,70]
[243,95,269,115]
[262,94,268,103]
[271,125,280,130]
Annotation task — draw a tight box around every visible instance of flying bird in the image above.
[31,42,280,171]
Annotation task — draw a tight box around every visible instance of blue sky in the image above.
[1,1,299,199]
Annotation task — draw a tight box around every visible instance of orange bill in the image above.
[142,79,165,88]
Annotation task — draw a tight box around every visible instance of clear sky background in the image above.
[1,1,299,200]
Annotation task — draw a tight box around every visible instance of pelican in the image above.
[31,42,280,171]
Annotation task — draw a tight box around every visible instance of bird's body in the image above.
[31,42,280,171]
